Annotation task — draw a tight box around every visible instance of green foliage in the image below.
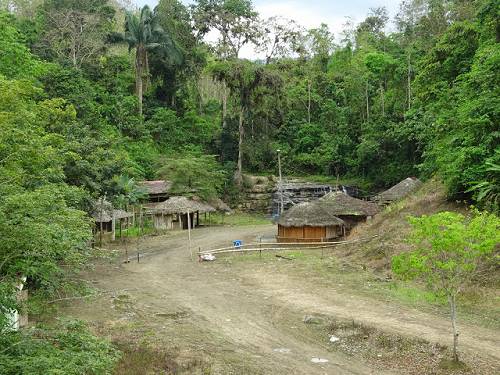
[0,12,46,79]
[466,150,500,212]
[414,18,499,208]
[0,320,120,375]
[392,211,500,296]
[157,153,226,200]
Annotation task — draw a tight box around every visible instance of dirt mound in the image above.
[342,179,463,271]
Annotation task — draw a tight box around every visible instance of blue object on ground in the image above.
[233,240,242,248]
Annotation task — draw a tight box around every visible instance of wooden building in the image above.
[149,196,216,231]
[138,180,172,203]
[277,201,345,243]
[319,191,379,230]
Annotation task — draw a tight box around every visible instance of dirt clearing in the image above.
[60,225,499,374]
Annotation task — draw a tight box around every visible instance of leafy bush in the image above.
[0,320,120,375]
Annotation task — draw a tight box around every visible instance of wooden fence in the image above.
[198,235,378,259]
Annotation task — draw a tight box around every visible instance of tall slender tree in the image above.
[122,5,180,115]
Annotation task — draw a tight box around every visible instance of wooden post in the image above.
[125,234,129,263]
[187,209,193,261]
[99,200,103,248]
[139,205,143,236]
[111,213,116,242]
[119,219,122,239]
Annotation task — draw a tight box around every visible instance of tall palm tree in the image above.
[122,6,180,116]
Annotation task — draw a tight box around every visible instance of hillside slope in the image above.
[344,179,464,271]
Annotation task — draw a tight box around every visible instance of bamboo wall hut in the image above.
[277,201,345,243]
[319,191,380,230]
[372,177,423,205]
[149,196,216,230]
[138,180,172,202]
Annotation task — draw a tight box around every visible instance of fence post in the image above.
[259,237,262,259]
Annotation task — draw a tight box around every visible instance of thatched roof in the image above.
[193,196,231,212]
[91,198,134,222]
[91,198,113,222]
[372,177,423,203]
[319,191,380,217]
[151,196,216,214]
[138,180,172,195]
[113,209,133,220]
[278,201,344,228]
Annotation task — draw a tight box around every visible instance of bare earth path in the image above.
[63,225,499,374]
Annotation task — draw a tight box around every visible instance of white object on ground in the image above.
[329,335,340,343]
[200,253,216,261]
[311,358,329,363]
[273,348,291,353]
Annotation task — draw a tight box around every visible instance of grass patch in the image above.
[113,342,212,375]
[388,283,446,305]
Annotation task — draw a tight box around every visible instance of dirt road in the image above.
[63,225,499,374]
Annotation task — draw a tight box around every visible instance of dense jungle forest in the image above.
[0,0,498,373]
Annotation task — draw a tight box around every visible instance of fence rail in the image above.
[198,235,378,258]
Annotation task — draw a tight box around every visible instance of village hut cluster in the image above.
[91,180,230,243]
[277,177,422,243]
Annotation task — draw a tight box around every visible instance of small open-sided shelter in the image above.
[138,180,172,202]
[319,191,379,230]
[372,177,423,205]
[91,198,133,242]
[277,201,345,243]
[91,198,114,232]
[149,196,216,230]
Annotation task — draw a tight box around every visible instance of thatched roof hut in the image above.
[112,209,134,220]
[152,196,215,214]
[277,201,345,242]
[192,196,231,213]
[148,196,216,231]
[320,191,379,217]
[278,202,344,228]
[91,198,113,223]
[138,180,172,202]
[372,177,423,205]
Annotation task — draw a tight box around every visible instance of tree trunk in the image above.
[234,105,245,186]
[135,46,144,116]
[144,51,150,93]
[380,83,385,117]
[221,80,228,161]
[449,294,459,362]
[307,80,311,124]
[407,52,412,111]
[366,80,370,122]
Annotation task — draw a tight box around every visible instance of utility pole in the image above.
[277,149,284,214]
